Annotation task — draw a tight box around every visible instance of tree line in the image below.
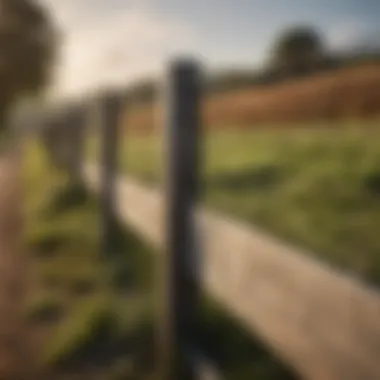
[130,26,380,101]
[208,26,380,93]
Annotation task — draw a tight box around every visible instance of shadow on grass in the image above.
[363,170,380,197]
[29,181,95,258]
[56,296,300,379]
[31,235,66,259]
[199,300,298,380]
[46,180,91,217]
[27,297,66,326]
[52,309,156,379]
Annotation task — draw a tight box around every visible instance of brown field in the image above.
[123,62,380,133]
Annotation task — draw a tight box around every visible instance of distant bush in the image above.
[30,233,64,259]
[26,295,64,324]
[270,25,326,76]
[68,278,98,297]
[47,182,89,215]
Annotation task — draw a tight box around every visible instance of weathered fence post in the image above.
[41,112,63,170]
[68,105,87,181]
[53,108,75,173]
[159,59,202,380]
[98,91,124,257]
[41,115,56,162]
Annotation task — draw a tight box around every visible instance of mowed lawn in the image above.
[114,126,380,286]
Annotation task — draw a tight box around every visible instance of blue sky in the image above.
[40,0,380,96]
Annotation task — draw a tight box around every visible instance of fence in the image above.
[39,59,380,380]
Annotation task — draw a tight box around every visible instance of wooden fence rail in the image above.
[82,163,380,380]
[37,58,380,380]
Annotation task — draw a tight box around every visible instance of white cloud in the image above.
[40,0,197,97]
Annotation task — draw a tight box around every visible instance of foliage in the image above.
[0,0,58,129]
[26,293,64,324]
[270,25,325,75]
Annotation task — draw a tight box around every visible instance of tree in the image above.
[270,26,324,76]
[0,0,57,133]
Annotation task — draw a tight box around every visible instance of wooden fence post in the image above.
[98,91,124,258]
[57,109,75,173]
[159,59,202,380]
[69,105,86,181]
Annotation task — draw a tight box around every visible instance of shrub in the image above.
[40,297,115,368]
[26,295,64,325]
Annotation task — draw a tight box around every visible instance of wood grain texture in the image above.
[84,163,380,380]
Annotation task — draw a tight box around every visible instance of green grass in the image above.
[112,127,380,286]
[24,142,155,376]
[25,292,64,324]
[29,139,300,379]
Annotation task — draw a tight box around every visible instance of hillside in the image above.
[124,63,380,133]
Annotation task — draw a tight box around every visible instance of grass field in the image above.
[26,141,299,379]
[115,127,380,287]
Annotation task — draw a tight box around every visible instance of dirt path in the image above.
[0,151,30,380]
